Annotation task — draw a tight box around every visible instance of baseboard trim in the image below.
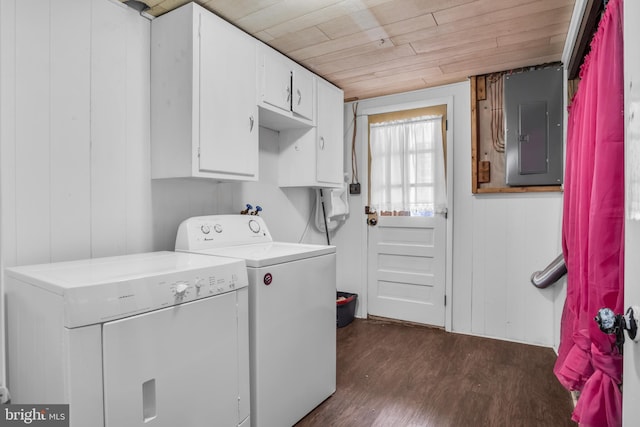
[366,315,445,330]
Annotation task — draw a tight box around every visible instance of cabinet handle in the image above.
[296,89,302,106]
[319,136,325,150]
[286,85,291,104]
[249,115,254,132]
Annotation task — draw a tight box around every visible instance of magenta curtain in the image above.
[554,0,625,426]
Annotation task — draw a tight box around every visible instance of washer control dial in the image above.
[200,225,211,234]
[248,219,261,233]
[214,224,223,233]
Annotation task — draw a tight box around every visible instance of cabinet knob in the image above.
[249,115,255,132]
[297,89,302,106]
[319,136,325,150]
[286,85,291,103]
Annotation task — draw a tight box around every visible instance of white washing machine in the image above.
[175,215,336,427]
[5,251,250,427]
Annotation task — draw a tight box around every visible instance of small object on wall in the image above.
[349,183,361,194]
[240,204,253,215]
[315,185,349,238]
[478,160,491,183]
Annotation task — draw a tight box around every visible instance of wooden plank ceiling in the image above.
[127,0,576,101]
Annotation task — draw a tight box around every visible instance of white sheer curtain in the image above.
[369,115,446,216]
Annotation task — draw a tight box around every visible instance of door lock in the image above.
[595,306,639,354]
[365,206,378,226]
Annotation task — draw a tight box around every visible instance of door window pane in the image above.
[369,115,446,216]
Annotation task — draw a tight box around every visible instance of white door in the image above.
[366,106,448,327]
[367,214,446,326]
[199,10,258,177]
[624,222,640,426]
[102,293,241,427]
[623,0,640,422]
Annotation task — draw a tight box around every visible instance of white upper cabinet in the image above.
[261,52,292,113]
[291,67,314,121]
[278,78,344,188]
[151,3,258,181]
[316,79,344,185]
[258,45,315,130]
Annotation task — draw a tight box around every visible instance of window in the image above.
[368,107,447,217]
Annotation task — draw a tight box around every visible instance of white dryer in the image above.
[5,251,250,427]
[175,215,336,427]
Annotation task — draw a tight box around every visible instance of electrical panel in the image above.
[504,67,563,186]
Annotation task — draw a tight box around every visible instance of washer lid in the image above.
[187,242,335,268]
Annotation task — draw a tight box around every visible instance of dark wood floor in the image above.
[296,318,575,427]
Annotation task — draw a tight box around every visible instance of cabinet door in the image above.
[316,80,344,185]
[292,69,313,121]
[198,11,258,178]
[262,52,292,113]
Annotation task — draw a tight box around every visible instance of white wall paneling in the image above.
[1,0,154,266]
[331,109,365,306]
[151,179,234,251]
[471,194,562,345]
[1,0,17,271]
[91,0,139,257]
[123,3,153,255]
[51,0,92,263]
[0,0,17,389]
[15,0,51,266]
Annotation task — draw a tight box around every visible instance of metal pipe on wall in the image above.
[531,253,567,289]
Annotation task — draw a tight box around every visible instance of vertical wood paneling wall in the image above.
[470,195,564,344]
[14,0,52,265]
[1,0,154,268]
[50,0,92,263]
[0,0,235,386]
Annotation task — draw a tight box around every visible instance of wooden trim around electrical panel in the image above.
[471,76,479,194]
[470,73,562,194]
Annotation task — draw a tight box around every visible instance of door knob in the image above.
[594,306,639,353]
[365,206,378,226]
